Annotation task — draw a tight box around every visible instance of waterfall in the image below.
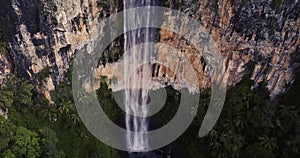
[123,0,156,152]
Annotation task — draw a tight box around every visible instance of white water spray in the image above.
[123,0,155,152]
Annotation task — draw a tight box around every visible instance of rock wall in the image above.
[0,0,122,99]
[155,0,300,96]
[0,0,299,98]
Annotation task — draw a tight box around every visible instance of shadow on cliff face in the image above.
[0,0,56,79]
[284,46,300,106]
[231,0,300,40]
[285,74,300,106]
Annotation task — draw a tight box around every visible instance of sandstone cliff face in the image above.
[0,0,121,98]
[0,0,299,98]
[156,0,300,97]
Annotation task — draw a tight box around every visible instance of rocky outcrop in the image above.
[154,0,300,96]
[0,0,299,98]
[0,53,10,85]
[0,0,122,99]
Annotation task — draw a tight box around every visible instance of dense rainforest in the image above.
[0,50,299,158]
[0,0,300,157]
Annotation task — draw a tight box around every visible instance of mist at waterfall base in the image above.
[118,87,184,158]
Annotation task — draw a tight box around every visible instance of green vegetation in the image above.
[11,127,41,158]
[14,80,34,107]
[0,76,120,158]
[35,66,52,84]
[38,127,62,158]
[96,82,123,122]
[0,116,15,152]
[152,86,180,127]
[1,73,299,158]
[0,31,7,55]
[145,77,299,158]
[272,0,282,8]
[0,86,14,108]
[0,116,41,158]
[173,79,300,158]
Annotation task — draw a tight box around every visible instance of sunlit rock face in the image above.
[0,0,299,98]
[0,0,122,100]
[0,54,10,85]
[152,0,300,97]
[100,0,300,97]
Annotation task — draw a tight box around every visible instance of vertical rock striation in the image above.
[0,0,299,98]
[0,0,122,99]
[157,0,300,97]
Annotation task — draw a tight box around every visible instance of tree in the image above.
[58,101,74,115]
[41,107,58,122]
[39,127,65,158]
[182,78,300,158]
[11,127,41,158]
[69,113,81,126]
[204,79,272,158]
[50,83,72,104]
[14,82,34,107]
[96,82,122,122]
[2,150,16,158]
[0,116,15,153]
[0,87,14,108]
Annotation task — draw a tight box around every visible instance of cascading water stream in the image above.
[123,0,156,152]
